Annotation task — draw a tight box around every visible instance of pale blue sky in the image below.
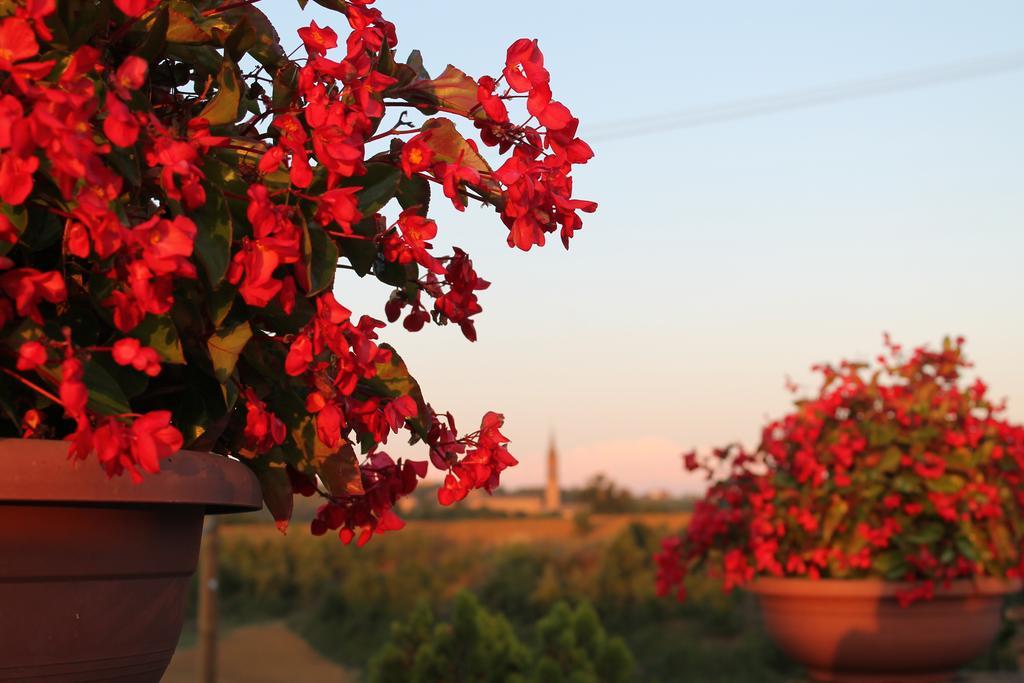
[265,1,1024,493]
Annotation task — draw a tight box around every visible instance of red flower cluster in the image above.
[0,0,593,546]
[657,337,1024,605]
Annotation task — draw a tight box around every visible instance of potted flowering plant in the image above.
[656,337,1024,682]
[0,0,594,679]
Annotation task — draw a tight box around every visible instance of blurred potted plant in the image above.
[0,0,594,679]
[656,337,1024,682]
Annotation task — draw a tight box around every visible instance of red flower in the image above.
[59,358,88,418]
[383,210,445,274]
[114,55,148,94]
[129,411,183,474]
[113,0,156,18]
[0,94,24,149]
[476,76,509,123]
[437,472,469,506]
[103,92,140,147]
[91,411,183,482]
[16,0,56,41]
[526,82,573,131]
[284,335,314,376]
[503,38,548,93]
[437,157,481,212]
[242,389,287,455]
[0,17,40,70]
[131,215,197,276]
[298,21,338,57]
[0,267,65,322]
[20,408,42,437]
[0,152,39,205]
[914,452,946,480]
[16,340,47,371]
[315,187,361,233]
[400,133,434,177]
[112,338,162,377]
[315,403,345,448]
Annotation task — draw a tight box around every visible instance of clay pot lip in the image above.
[0,438,263,513]
[746,576,1022,599]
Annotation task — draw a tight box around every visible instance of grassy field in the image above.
[221,512,692,545]
[173,513,1020,682]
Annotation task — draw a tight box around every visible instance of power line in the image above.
[589,51,1024,142]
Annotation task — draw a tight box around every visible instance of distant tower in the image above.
[544,435,561,512]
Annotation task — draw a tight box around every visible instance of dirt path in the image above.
[163,621,356,683]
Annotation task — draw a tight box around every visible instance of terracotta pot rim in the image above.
[746,575,1022,599]
[0,438,262,513]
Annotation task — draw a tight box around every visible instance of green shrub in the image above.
[368,593,633,683]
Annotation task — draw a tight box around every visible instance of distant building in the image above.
[544,435,561,512]
[400,435,580,517]
[463,435,578,516]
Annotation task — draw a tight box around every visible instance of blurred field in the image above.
[222,512,692,545]
[164,622,355,683]
[176,513,1019,682]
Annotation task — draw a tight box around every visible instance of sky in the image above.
[264,1,1024,494]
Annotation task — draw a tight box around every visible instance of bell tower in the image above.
[544,435,561,512]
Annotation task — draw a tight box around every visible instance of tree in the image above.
[368,593,634,683]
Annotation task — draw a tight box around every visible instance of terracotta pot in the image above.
[748,577,1021,683]
[0,438,262,683]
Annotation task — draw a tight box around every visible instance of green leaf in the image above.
[960,519,993,562]
[135,7,169,61]
[821,496,849,543]
[877,446,902,472]
[0,203,26,256]
[988,520,1016,561]
[871,550,908,580]
[68,0,111,49]
[271,61,299,111]
[373,344,426,405]
[222,14,258,62]
[892,472,922,494]
[925,474,966,495]
[207,321,253,383]
[83,360,132,416]
[166,8,210,43]
[106,146,143,189]
[20,205,62,252]
[340,217,379,276]
[368,345,428,438]
[413,65,483,119]
[420,118,493,175]
[208,283,237,327]
[221,5,286,67]
[309,0,347,11]
[859,483,887,500]
[354,162,402,215]
[406,50,430,80]
[174,365,230,448]
[317,444,365,497]
[193,188,233,286]
[906,521,945,545]
[298,223,338,296]
[955,534,979,562]
[254,462,293,533]
[133,314,185,364]
[198,57,242,126]
[288,417,315,462]
[375,259,418,296]
[397,173,431,214]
